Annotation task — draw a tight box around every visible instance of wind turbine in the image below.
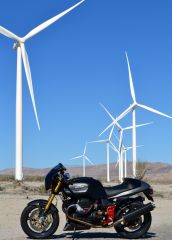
[122,144,143,178]
[122,145,133,178]
[111,140,129,183]
[0,0,85,180]
[99,103,152,181]
[99,52,172,177]
[70,143,94,177]
[111,132,144,181]
[89,125,119,182]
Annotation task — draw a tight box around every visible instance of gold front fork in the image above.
[44,179,61,213]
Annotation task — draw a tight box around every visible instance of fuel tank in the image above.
[64,177,107,200]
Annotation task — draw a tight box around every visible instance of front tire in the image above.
[115,202,152,239]
[21,201,59,239]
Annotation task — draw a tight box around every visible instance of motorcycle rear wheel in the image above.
[115,202,152,239]
[21,203,59,239]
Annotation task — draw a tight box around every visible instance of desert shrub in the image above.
[13,181,22,188]
[136,160,149,180]
[24,176,44,182]
[0,175,44,182]
[97,177,104,183]
[0,185,5,191]
[22,185,30,191]
[37,185,47,194]
[153,191,164,198]
[0,175,14,182]
[21,184,47,195]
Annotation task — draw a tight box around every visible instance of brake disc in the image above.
[29,208,53,232]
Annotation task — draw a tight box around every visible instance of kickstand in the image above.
[72,225,76,240]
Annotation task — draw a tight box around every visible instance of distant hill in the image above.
[1,161,172,183]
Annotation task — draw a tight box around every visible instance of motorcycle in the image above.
[20,163,155,239]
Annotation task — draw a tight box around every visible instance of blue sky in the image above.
[0,0,172,170]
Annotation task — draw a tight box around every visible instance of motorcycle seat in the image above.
[104,178,141,198]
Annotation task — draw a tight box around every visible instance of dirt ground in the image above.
[0,191,172,240]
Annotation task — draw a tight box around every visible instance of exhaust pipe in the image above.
[114,202,155,227]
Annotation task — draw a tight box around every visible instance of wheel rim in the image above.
[119,204,145,233]
[27,208,53,233]
[124,216,143,232]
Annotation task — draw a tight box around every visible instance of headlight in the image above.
[64,173,70,180]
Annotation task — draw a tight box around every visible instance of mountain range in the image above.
[0,161,172,183]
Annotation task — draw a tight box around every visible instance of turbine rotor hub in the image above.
[13,42,20,50]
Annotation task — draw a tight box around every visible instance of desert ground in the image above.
[0,181,172,240]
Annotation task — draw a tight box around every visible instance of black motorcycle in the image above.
[21,163,155,239]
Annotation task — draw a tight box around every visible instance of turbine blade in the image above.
[70,155,83,160]
[99,105,133,137]
[83,143,87,155]
[136,144,144,148]
[135,122,154,128]
[123,125,133,130]
[126,146,132,150]
[124,121,153,130]
[0,26,21,41]
[109,125,115,140]
[100,102,121,129]
[113,133,120,143]
[119,131,123,153]
[99,122,114,137]
[20,43,40,130]
[137,103,172,119]
[89,139,107,143]
[110,141,118,152]
[23,0,85,41]
[100,102,115,121]
[116,104,134,122]
[125,51,136,102]
[115,158,119,168]
[85,156,94,165]
[125,145,143,151]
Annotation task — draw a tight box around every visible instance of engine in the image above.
[65,198,116,226]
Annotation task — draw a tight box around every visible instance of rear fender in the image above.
[116,195,144,205]
[144,188,154,202]
[115,197,146,219]
[115,196,145,212]
[27,199,58,213]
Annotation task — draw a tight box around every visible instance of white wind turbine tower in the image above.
[0,0,85,181]
[70,143,94,177]
[122,144,143,178]
[89,125,119,182]
[99,103,152,181]
[112,132,144,180]
[99,52,172,177]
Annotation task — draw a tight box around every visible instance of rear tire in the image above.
[21,202,59,239]
[115,202,152,239]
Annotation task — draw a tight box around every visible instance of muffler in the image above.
[114,202,155,227]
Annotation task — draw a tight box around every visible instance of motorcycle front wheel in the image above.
[20,202,59,239]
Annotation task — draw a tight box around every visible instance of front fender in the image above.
[27,199,58,213]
